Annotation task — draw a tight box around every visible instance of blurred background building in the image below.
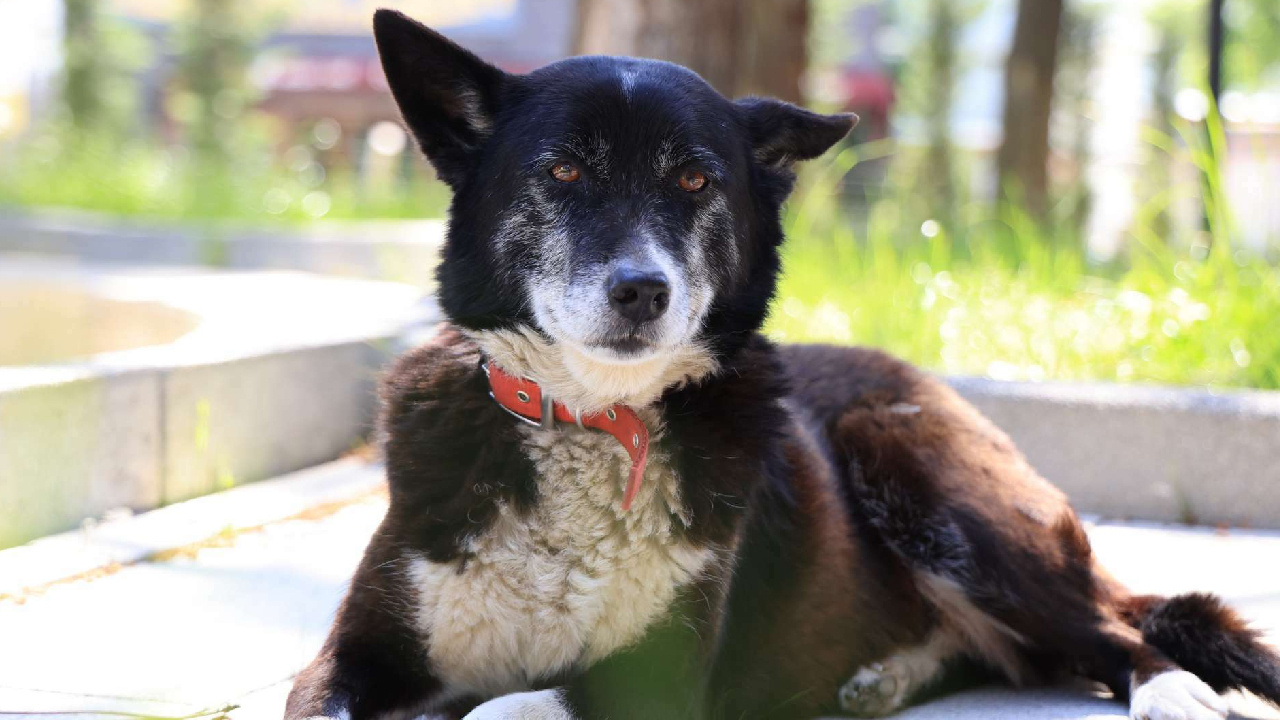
[119,0,576,162]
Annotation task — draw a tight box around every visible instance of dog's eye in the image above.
[550,162,581,183]
[677,169,708,193]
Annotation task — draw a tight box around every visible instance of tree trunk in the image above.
[923,0,958,227]
[1057,6,1099,235]
[1208,0,1225,106]
[62,0,104,130]
[996,0,1064,219]
[574,0,808,103]
[177,0,253,162]
[738,0,807,103]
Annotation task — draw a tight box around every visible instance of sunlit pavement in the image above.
[1,461,1278,720]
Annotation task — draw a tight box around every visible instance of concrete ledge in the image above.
[0,209,443,285]
[161,341,389,503]
[823,686,1279,720]
[0,370,162,548]
[0,344,392,548]
[0,259,428,549]
[0,458,385,597]
[950,376,1280,529]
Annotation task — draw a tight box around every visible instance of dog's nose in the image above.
[606,265,670,324]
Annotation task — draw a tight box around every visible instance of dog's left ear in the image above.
[373,9,509,188]
[736,98,858,167]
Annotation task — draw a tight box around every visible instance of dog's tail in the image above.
[1131,592,1280,706]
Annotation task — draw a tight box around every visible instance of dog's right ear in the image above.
[373,9,508,188]
[736,98,857,168]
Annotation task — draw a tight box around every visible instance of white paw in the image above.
[463,689,574,720]
[839,662,909,717]
[1130,670,1230,720]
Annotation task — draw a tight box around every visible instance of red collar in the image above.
[484,361,650,511]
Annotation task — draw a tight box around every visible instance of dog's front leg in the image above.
[285,633,451,720]
[285,536,452,720]
[462,689,577,720]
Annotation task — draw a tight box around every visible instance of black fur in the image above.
[1142,593,1280,703]
[372,9,854,359]
[378,329,538,560]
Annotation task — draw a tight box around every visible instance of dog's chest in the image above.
[406,427,711,695]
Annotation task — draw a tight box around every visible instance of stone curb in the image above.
[950,376,1280,529]
[0,338,394,548]
[0,209,444,285]
[0,458,386,598]
[0,258,434,549]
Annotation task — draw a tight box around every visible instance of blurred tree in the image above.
[60,0,146,136]
[996,0,1064,220]
[921,0,959,229]
[1144,2,1195,245]
[574,0,809,103]
[1145,0,1280,245]
[1053,3,1099,236]
[173,0,257,164]
[1208,0,1224,104]
[62,0,105,130]
[1148,0,1280,96]
[881,0,980,237]
[171,0,263,218]
[1225,0,1280,90]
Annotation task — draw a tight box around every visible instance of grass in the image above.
[0,130,450,224]
[766,142,1280,391]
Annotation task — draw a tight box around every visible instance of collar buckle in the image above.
[484,360,548,428]
[539,393,556,431]
[489,390,544,428]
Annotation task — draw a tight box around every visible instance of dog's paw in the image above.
[463,689,574,720]
[1130,670,1230,720]
[838,662,909,718]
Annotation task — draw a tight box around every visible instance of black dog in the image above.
[286,10,1280,720]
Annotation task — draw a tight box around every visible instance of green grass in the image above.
[0,130,449,224]
[766,144,1280,391]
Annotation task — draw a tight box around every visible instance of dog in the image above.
[285,9,1280,720]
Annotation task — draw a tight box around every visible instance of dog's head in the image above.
[374,10,853,408]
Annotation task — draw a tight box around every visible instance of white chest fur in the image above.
[406,426,712,696]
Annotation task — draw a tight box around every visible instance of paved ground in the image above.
[1,460,1278,720]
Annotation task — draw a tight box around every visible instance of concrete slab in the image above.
[0,258,423,372]
[0,257,426,548]
[161,342,387,503]
[0,492,385,711]
[0,210,444,286]
[0,687,205,719]
[952,376,1280,529]
[228,681,292,720]
[0,459,385,597]
[832,687,1280,720]
[1,462,1277,720]
[0,369,162,548]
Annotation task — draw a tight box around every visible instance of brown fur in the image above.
[780,344,1277,710]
